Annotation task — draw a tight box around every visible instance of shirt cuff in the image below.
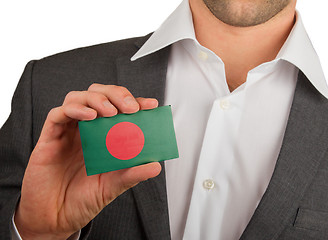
[11,212,81,240]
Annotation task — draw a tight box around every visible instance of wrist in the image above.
[14,206,72,240]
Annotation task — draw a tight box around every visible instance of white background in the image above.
[0,0,327,128]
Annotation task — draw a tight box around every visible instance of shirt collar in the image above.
[276,11,328,98]
[131,0,195,61]
[132,0,328,98]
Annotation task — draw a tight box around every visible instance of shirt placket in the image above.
[183,46,246,239]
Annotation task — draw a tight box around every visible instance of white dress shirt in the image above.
[132,0,328,239]
[12,0,328,239]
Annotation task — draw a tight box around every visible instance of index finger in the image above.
[88,84,140,114]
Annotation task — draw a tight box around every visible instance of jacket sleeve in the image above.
[0,61,35,238]
[0,61,92,239]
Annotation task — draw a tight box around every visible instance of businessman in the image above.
[1,0,328,239]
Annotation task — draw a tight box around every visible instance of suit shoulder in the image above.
[34,34,152,68]
[29,33,152,87]
[27,34,152,112]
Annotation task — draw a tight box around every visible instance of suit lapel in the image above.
[240,71,328,240]
[116,40,171,239]
[116,35,169,107]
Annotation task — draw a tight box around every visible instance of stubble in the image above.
[203,0,291,27]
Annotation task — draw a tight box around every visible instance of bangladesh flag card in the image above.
[79,105,179,176]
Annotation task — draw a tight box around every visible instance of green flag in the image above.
[79,105,179,176]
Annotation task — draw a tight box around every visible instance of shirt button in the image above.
[203,179,215,190]
[220,99,230,110]
[198,51,208,61]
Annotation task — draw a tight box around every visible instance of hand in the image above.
[15,84,161,240]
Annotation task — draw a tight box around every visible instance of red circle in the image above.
[106,122,145,160]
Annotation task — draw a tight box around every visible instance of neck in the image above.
[189,0,296,91]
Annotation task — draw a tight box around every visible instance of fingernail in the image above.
[148,98,158,107]
[124,96,138,107]
[83,107,97,118]
[103,100,114,109]
[83,107,95,112]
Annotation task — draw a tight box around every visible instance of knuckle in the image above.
[47,106,60,118]
[64,91,79,103]
[88,83,101,91]
[112,85,129,95]
[86,91,103,102]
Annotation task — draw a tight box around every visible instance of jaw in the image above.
[202,0,292,27]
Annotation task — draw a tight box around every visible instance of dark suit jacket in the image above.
[1,35,328,240]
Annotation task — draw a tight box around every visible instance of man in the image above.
[1,0,327,239]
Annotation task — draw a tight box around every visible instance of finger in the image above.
[47,104,97,125]
[88,84,139,114]
[39,104,97,142]
[136,97,158,110]
[63,91,118,117]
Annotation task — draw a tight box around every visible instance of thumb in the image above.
[101,162,162,204]
[119,162,162,186]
